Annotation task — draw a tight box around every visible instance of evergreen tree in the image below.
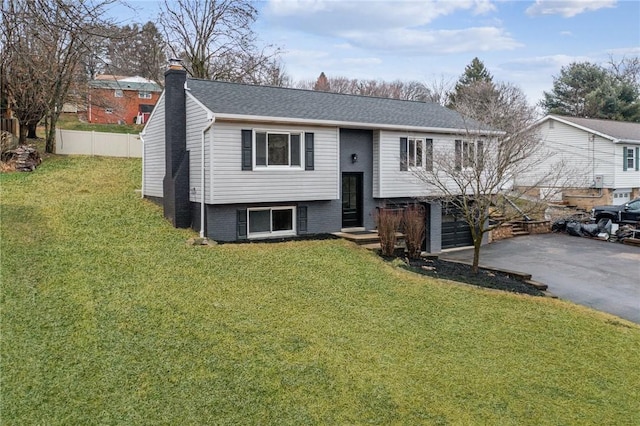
[449,57,494,108]
[313,72,331,92]
[541,61,640,122]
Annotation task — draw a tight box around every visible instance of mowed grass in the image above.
[1,156,639,425]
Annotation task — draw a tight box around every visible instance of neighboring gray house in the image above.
[516,115,640,210]
[142,63,486,251]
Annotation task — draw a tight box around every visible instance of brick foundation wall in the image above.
[562,188,612,210]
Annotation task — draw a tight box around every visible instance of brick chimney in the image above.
[163,59,191,228]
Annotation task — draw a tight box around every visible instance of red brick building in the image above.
[88,75,162,125]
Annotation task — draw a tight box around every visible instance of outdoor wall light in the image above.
[351,153,358,163]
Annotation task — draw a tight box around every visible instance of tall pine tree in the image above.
[448,57,494,108]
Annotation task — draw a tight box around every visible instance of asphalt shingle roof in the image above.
[551,115,640,142]
[186,78,479,131]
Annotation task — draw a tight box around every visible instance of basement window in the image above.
[248,207,296,238]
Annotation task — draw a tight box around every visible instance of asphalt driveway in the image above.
[440,233,640,324]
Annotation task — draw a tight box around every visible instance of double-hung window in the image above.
[255,131,301,168]
[623,146,639,171]
[455,140,484,170]
[400,137,433,171]
[248,207,296,238]
[138,91,152,99]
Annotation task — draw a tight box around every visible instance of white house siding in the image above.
[185,96,211,203]
[376,130,457,198]
[210,121,339,204]
[613,143,640,188]
[141,95,166,198]
[518,119,614,189]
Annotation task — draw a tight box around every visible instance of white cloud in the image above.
[264,0,497,34]
[560,31,573,37]
[526,0,616,18]
[342,26,521,54]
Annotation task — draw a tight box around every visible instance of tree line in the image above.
[1,0,639,153]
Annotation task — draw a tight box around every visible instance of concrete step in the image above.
[335,231,405,246]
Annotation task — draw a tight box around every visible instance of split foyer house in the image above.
[142,63,492,252]
[88,75,162,125]
[517,115,640,210]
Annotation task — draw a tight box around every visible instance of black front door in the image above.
[342,172,363,228]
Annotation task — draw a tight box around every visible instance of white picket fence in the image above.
[55,129,142,158]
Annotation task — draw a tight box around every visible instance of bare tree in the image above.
[2,0,117,152]
[411,81,575,273]
[158,0,285,85]
[105,22,167,86]
[298,74,432,101]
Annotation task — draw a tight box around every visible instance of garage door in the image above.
[613,189,631,205]
[441,213,473,249]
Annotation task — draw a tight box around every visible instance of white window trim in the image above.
[138,91,152,99]
[625,147,635,170]
[247,206,297,238]
[402,137,433,171]
[253,129,304,170]
[458,139,484,170]
[408,137,424,169]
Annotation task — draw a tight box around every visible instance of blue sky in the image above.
[118,0,640,104]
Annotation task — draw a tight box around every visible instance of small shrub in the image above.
[375,208,402,256]
[403,205,425,259]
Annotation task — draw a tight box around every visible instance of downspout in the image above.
[140,132,145,198]
[200,116,215,238]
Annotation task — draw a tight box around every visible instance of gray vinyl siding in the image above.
[185,96,211,202]
[142,94,166,198]
[377,130,452,198]
[210,122,339,204]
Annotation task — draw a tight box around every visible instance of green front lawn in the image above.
[1,156,639,424]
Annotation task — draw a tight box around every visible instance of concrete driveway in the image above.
[440,233,640,324]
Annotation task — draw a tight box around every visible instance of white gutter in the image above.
[200,116,215,238]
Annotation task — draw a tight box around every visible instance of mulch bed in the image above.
[391,256,545,296]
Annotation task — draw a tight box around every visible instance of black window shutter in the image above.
[291,134,301,166]
[241,130,252,171]
[305,133,314,170]
[400,137,408,171]
[237,209,247,239]
[455,140,462,170]
[297,206,307,233]
[623,146,628,171]
[636,147,639,171]
[477,140,484,170]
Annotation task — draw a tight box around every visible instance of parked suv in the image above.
[591,198,640,225]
